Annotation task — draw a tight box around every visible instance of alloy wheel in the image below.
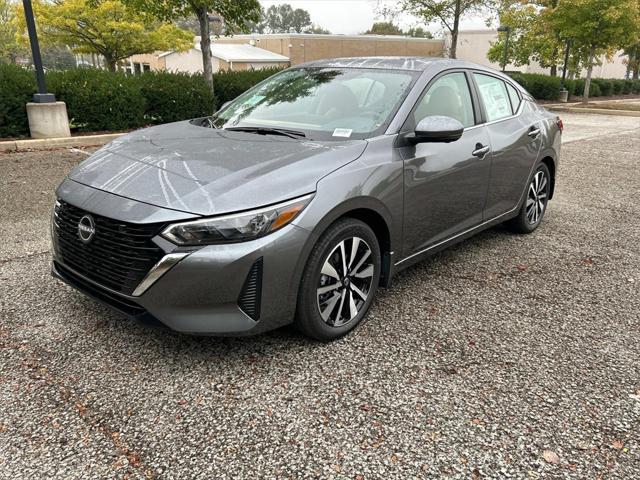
[526,170,548,225]
[316,236,375,327]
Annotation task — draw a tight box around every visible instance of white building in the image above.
[448,30,630,79]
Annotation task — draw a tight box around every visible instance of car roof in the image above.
[297,57,485,72]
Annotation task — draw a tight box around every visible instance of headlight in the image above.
[161,194,313,246]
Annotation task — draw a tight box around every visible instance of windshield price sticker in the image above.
[332,128,353,138]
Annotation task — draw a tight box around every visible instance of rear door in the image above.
[471,72,543,218]
[398,71,492,257]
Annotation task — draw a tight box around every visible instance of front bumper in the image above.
[52,223,312,335]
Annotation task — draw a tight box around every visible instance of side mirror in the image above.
[410,116,464,143]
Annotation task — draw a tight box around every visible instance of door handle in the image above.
[472,144,490,158]
[528,126,541,138]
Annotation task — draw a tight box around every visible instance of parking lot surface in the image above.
[1,113,639,479]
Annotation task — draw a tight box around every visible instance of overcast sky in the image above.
[258,0,492,36]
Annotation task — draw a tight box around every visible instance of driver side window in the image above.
[413,72,475,128]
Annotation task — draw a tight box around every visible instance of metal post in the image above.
[22,0,55,103]
[560,39,571,89]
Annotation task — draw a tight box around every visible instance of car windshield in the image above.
[209,67,418,140]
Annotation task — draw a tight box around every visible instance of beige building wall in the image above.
[127,53,166,71]
[215,34,444,65]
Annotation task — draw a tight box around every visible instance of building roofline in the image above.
[194,33,443,43]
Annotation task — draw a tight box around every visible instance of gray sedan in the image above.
[51,57,562,340]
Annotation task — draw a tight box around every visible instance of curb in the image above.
[0,133,125,153]
[546,106,640,117]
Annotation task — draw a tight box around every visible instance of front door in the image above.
[398,71,492,257]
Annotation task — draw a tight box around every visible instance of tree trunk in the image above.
[196,6,214,93]
[449,0,461,59]
[550,65,557,76]
[104,56,117,72]
[582,46,596,104]
[633,46,639,80]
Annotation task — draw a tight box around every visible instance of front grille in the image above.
[54,261,147,316]
[53,200,165,295]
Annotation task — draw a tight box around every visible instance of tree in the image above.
[553,0,640,102]
[406,26,433,38]
[403,0,493,58]
[18,0,192,71]
[365,21,404,35]
[487,1,562,75]
[305,24,331,34]
[0,0,26,63]
[625,43,640,79]
[263,4,312,33]
[123,0,260,92]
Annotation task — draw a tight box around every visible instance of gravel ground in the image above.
[1,113,639,479]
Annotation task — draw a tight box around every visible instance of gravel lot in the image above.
[1,112,639,479]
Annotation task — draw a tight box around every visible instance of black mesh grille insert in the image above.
[238,257,263,321]
[52,200,165,295]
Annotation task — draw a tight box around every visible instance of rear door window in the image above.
[505,82,521,113]
[474,74,512,121]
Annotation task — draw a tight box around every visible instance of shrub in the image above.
[633,79,640,94]
[47,68,146,131]
[212,67,283,104]
[138,71,217,124]
[0,63,35,137]
[507,72,562,100]
[611,79,625,95]
[573,79,601,97]
[592,78,613,96]
[0,65,280,138]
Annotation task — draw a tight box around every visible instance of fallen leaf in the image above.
[612,440,624,450]
[516,264,527,272]
[543,450,560,464]
[582,258,594,265]
[360,404,372,412]
[355,475,365,480]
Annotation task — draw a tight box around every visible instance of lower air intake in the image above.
[238,257,263,321]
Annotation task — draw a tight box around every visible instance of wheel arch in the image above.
[539,155,556,200]
[296,197,396,289]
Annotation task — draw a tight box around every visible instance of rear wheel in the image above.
[507,163,551,234]
[295,218,380,340]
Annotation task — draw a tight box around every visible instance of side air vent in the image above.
[238,257,263,321]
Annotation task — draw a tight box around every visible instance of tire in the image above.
[295,218,381,341]
[507,162,551,234]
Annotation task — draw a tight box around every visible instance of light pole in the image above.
[22,0,71,138]
[497,25,511,72]
[22,0,55,103]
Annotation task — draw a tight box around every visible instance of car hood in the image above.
[68,120,367,216]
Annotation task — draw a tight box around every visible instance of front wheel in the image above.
[507,163,551,234]
[295,218,381,341]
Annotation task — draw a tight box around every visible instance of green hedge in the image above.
[508,72,640,100]
[0,63,281,138]
[0,64,35,138]
[212,67,283,105]
[508,72,563,101]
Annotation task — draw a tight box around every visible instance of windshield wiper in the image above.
[224,126,306,139]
